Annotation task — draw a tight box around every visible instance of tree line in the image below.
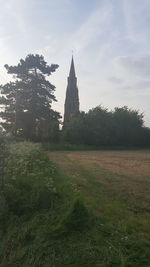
[62,106,150,147]
[0,53,150,147]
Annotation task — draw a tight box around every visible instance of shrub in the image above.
[1,142,57,220]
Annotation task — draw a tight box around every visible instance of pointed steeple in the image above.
[69,56,76,77]
[64,56,80,124]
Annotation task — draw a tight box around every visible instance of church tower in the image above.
[64,56,79,124]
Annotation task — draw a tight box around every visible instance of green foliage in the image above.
[0,126,4,136]
[4,142,57,216]
[43,142,100,151]
[62,111,87,144]
[0,142,57,237]
[0,137,8,189]
[113,106,144,145]
[0,54,60,141]
[63,105,150,147]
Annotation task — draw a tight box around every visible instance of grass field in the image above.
[1,143,150,266]
[48,150,150,213]
[48,150,150,265]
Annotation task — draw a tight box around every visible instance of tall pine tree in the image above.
[0,54,61,141]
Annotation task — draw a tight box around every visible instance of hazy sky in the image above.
[0,0,150,125]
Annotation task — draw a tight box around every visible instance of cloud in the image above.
[68,1,113,54]
[0,0,27,34]
[108,76,123,84]
[122,0,150,45]
[115,54,150,78]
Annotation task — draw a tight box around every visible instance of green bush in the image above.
[1,142,57,222]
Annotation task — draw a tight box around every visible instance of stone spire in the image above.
[64,56,79,124]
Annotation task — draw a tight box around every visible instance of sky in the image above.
[0,0,150,126]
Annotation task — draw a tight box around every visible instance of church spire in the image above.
[69,56,76,77]
[64,56,80,124]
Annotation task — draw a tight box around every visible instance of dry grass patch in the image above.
[48,150,150,213]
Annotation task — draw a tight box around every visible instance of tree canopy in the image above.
[63,106,150,147]
[0,54,61,141]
